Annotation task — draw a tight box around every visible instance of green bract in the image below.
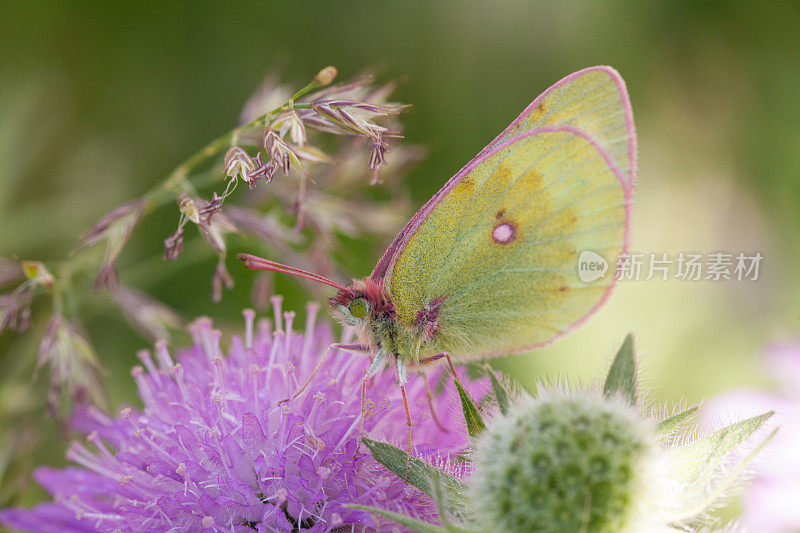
[357,334,775,533]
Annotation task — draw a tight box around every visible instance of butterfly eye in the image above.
[349,298,369,319]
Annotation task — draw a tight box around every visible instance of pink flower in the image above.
[1,299,489,532]
[701,342,800,533]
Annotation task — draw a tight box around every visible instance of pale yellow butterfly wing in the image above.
[375,67,636,361]
[492,65,636,186]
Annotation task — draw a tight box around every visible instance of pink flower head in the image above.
[1,300,489,532]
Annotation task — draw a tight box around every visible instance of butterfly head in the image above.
[330,292,371,326]
[328,278,394,328]
[236,254,395,335]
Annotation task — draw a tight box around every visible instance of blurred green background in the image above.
[1,0,799,510]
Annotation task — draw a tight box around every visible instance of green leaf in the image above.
[455,378,486,437]
[682,410,773,467]
[667,411,775,522]
[429,468,475,532]
[483,364,510,415]
[603,333,637,405]
[362,438,468,515]
[657,406,698,437]
[345,504,450,533]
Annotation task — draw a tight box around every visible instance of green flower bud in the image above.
[470,389,658,533]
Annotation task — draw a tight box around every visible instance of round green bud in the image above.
[470,389,657,533]
[348,297,368,319]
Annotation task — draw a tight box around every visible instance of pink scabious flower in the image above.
[701,341,800,533]
[0,299,488,532]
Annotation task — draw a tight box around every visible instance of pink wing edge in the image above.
[371,66,636,356]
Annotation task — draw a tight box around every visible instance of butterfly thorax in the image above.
[329,277,438,363]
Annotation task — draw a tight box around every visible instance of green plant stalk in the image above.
[144,102,313,209]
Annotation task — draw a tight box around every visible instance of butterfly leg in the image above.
[417,352,447,365]
[280,342,370,404]
[418,351,462,385]
[395,357,413,480]
[422,351,471,407]
[353,348,388,458]
[422,375,449,434]
[353,376,368,459]
[417,352,457,435]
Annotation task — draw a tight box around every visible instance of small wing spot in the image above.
[495,209,505,219]
[529,101,548,123]
[492,222,516,244]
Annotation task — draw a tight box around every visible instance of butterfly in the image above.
[239,65,636,445]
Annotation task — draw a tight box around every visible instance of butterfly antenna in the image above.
[237,253,347,291]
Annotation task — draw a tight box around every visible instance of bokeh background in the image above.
[1,0,799,518]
